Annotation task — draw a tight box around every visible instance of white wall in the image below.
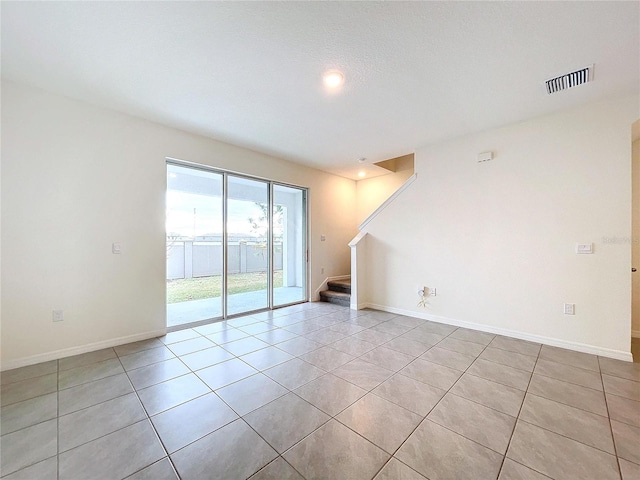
[1,81,357,369]
[362,95,638,360]
[356,156,414,225]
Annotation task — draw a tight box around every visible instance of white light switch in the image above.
[575,243,593,254]
[112,243,122,254]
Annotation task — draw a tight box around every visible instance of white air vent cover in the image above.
[545,65,594,95]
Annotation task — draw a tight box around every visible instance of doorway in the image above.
[166,161,308,328]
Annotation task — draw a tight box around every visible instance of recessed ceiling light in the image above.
[323,70,344,89]
[358,171,366,178]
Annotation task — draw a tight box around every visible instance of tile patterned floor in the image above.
[1,303,639,480]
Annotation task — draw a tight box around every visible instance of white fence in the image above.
[167,239,283,280]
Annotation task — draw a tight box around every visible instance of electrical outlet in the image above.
[428,287,437,297]
[52,310,64,322]
[321,267,325,274]
[563,303,575,315]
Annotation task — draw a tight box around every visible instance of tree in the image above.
[248,203,284,254]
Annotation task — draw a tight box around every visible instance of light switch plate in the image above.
[112,242,122,254]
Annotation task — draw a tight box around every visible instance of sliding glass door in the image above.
[166,164,223,327]
[166,162,307,327]
[273,185,307,306]
[226,176,270,316]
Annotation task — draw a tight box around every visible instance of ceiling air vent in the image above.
[545,64,594,95]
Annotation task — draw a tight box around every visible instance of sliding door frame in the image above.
[166,158,309,329]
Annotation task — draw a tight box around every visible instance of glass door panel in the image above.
[166,164,223,327]
[273,185,307,306]
[226,175,269,315]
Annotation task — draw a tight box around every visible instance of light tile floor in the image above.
[1,302,639,480]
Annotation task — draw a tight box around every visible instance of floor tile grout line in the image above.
[115,351,181,480]
[531,369,607,391]
[486,344,540,359]
[0,386,59,411]
[443,389,520,419]
[280,318,450,395]
[364,327,503,479]
[602,373,640,391]
[429,332,520,456]
[212,374,288,418]
[216,313,412,478]
[599,355,625,480]
[58,370,124,391]
[5,308,633,480]
[428,336,633,470]
[3,390,138,439]
[140,339,268,467]
[288,378,364,417]
[462,369,530,392]
[496,343,542,479]
[474,352,537,374]
[536,355,603,375]
[516,417,621,458]
[165,318,338,478]
[502,458,555,480]
[529,368,604,392]
[1,309,323,477]
[606,390,640,406]
[0,364,59,387]
[242,407,331,478]
[523,389,612,420]
[597,369,640,384]
[0,399,59,437]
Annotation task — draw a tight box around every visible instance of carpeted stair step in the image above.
[327,279,351,294]
[319,289,351,307]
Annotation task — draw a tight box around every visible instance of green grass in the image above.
[167,271,283,303]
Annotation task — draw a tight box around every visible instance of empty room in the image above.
[1,2,639,480]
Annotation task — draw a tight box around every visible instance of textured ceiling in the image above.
[2,2,639,179]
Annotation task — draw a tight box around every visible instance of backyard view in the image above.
[166,164,306,325]
[167,271,283,303]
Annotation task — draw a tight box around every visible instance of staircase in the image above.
[319,278,351,307]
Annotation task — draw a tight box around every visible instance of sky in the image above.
[166,191,268,237]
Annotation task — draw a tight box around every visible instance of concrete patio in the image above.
[167,287,305,327]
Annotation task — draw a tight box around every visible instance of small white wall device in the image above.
[477,151,493,163]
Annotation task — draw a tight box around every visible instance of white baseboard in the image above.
[632,329,640,339]
[365,302,634,362]
[313,275,351,302]
[1,329,167,371]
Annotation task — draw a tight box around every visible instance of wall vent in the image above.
[545,65,594,95]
